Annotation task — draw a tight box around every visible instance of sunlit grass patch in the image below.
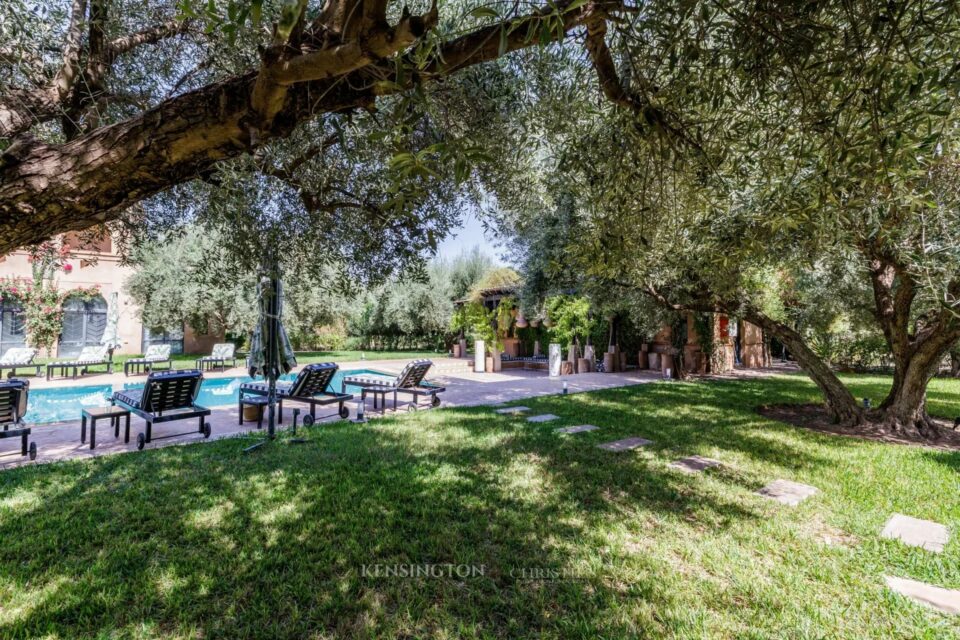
[0,374,957,638]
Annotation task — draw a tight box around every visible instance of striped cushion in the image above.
[239,381,294,397]
[113,388,143,408]
[143,345,171,361]
[0,348,35,366]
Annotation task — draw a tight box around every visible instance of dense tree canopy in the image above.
[0,0,637,256]
[5,0,960,439]
[485,1,960,438]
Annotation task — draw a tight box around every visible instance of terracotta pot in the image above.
[452,344,461,358]
[560,361,574,375]
[638,350,649,369]
[577,357,591,373]
[603,353,615,372]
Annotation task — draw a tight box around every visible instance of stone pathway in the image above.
[495,406,530,415]
[669,455,721,473]
[555,424,599,434]
[597,437,653,452]
[527,414,559,423]
[756,479,819,506]
[881,514,950,553]
[885,576,960,615]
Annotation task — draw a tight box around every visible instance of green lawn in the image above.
[0,374,958,638]
[35,350,446,370]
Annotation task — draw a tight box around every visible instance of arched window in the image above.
[0,299,26,353]
[59,294,107,358]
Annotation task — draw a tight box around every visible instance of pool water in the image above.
[22,369,392,424]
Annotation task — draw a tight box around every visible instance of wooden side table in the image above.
[81,406,131,450]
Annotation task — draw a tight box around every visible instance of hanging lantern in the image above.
[543,315,554,328]
[515,310,528,328]
[530,318,540,328]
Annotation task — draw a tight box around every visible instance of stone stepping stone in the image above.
[527,414,559,423]
[756,479,818,506]
[669,456,721,473]
[495,406,530,415]
[555,424,599,434]
[885,576,960,614]
[597,437,653,452]
[881,513,949,553]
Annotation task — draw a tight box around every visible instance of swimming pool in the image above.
[23,369,392,424]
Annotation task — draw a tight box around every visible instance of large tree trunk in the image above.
[950,349,960,377]
[743,311,864,426]
[640,284,863,425]
[865,254,960,439]
[876,333,959,438]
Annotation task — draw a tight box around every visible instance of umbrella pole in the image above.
[267,274,280,439]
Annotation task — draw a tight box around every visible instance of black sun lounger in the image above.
[112,369,211,450]
[239,362,353,426]
[0,379,36,460]
[342,359,445,413]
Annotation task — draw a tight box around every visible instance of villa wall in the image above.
[0,233,224,356]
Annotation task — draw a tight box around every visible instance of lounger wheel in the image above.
[203,422,212,438]
[302,414,315,427]
[339,405,350,419]
[28,442,37,460]
[431,395,441,408]
[407,404,418,413]
[137,433,146,450]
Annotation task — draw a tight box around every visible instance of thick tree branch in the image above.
[0,9,191,139]
[52,0,89,103]
[637,280,862,424]
[583,12,707,155]
[0,0,88,138]
[0,0,615,253]
[106,19,191,59]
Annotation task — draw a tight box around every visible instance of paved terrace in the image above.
[0,357,661,470]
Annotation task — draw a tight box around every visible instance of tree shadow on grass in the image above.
[0,398,778,639]
[921,448,960,473]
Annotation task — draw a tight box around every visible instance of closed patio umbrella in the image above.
[248,274,297,438]
[100,292,123,372]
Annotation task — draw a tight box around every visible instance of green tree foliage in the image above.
[544,295,592,348]
[484,2,960,436]
[125,226,352,348]
[448,246,495,301]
